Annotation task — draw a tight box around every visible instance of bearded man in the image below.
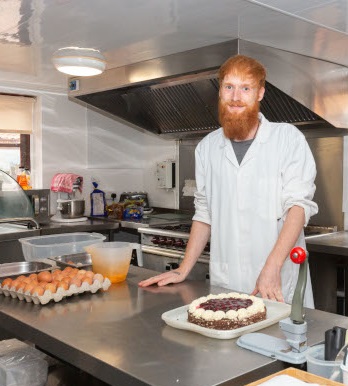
[139,55,318,307]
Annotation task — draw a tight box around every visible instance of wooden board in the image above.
[246,367,344,385]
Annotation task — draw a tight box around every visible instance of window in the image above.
[0,133,30,176]
[0,94,35,178]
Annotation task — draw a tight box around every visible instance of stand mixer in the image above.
[237,247,309,364]
[51,177,87,223]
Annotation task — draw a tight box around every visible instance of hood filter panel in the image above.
[77,78,329,137]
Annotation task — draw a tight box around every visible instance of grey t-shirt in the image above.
[231,139,254,164]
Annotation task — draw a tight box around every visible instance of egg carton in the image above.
[0,277,111,305]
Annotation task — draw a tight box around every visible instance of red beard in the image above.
[218,100,260,140]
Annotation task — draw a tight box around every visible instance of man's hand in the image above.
[138,269,186,287]
[251,262,284,302]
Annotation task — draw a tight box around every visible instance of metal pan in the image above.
[48,252,92,270]
[0,262,54,279]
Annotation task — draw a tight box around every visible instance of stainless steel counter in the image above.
[0,224,40,242]
[0,266,346,386]
[40,218,120,236]
[99,211,193,229]
[305,231,348,314]
[306,231,348,255]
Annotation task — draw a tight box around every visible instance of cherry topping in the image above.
[198,297,252,312]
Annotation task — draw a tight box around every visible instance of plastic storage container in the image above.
[306,344,342,382]
[341,363,348,385]
[0,338,48,386]
[19,232,106,262]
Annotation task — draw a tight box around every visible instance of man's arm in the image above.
[138,221,211,287]
[251,205,305,302]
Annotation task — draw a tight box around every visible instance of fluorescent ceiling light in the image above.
[52,47,106,76]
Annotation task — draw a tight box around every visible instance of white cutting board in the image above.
[161,299,291,340]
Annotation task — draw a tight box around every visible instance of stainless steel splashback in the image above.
[179,136,344,230]
[70,39,348,138]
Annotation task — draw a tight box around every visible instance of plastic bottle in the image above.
[90,182,107,217]
[17,167,28,189]
[24,168,32,190]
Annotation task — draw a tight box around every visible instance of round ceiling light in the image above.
[52,47,106,76]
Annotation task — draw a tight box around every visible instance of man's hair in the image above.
[218,55,266,88]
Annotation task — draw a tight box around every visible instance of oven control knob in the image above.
[151,237,160,245]
[158,237,167,245]
[174,239,185,248]
[166,238,174,246]
[166,262,179,271]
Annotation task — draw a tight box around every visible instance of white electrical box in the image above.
[156,161,176,189]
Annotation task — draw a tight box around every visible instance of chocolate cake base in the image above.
[187,309,267,330]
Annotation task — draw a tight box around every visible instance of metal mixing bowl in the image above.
[60,199,85,219]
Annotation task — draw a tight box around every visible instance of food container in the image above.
[19,232,106,262]
[48,252,92,270]
[84,242,142,283]
[306,344,342,382]
[0,262,53,281]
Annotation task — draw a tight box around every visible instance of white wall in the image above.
[0,82,178,215]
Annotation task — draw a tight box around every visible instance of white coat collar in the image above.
[218,113,273,167]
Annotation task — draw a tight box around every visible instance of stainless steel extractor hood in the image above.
[69,39,348,139]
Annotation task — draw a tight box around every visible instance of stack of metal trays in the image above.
[48,252,92,270]
[0,262,53,280]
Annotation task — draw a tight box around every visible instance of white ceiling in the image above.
[0,0,348,90]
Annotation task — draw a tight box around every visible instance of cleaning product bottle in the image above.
[90,182,107,217]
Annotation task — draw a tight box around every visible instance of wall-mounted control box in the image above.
[156,161,176,189]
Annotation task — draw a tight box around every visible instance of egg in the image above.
[22,277,31,284]
[52,269,62,276]
[81,276,93,285]
[1,278,13,287]
[38,271,52,283]
[57,281,69,291]
[70,277,82,287]
[68,272,78,279]
[85,271,94,279]
[54,273,64,282]
[62,267,73,275]
[61,277,71,285]
[31,286,44,296]
[11,280,22,290]
[24,282,36,294]
[45,283,57,293]
[28,273,38,281]
[93,273,104,283]
[16,282,27,292]
[77,269,87,276]
[38,281,48,288]
[16,275,27,282]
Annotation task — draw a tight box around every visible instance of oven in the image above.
[138,223,210,281]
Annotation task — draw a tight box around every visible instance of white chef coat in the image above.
[193,113,318,307]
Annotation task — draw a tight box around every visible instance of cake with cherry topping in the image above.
[187,292,267,330]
